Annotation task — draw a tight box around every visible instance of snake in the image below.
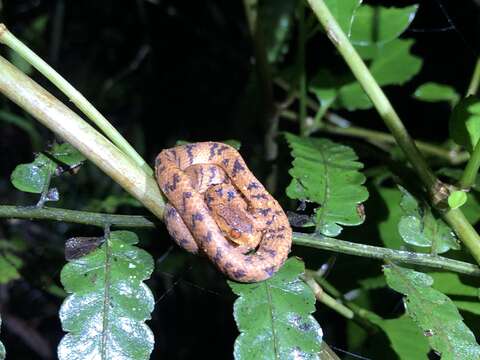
[155,142,292,282]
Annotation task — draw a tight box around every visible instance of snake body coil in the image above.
[155,142,292,282]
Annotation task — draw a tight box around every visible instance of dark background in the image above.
[0,0,479,359]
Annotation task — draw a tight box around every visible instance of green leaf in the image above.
[413,82,460,104]
[50,143,86,166]
[58,231,155,360]
[448,191,467,209]
[10,153,56,193]
[449,96,480,153]
[437,168,480,225]
[260,0,298,64]
[229,258,322,360]
[384,265,480,360]
[397,187,459,253]
[371,315,430,360]
[429,272,480,316]
[285,133,368,236]
[324,0,362,36]
[351,5,419,56]
[0,239,24,284]
[337,39,422,110]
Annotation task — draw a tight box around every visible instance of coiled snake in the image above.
[155,142,292,282]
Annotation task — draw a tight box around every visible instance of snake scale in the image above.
[155,142,292,282]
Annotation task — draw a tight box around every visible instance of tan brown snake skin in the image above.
[155,142,292,282]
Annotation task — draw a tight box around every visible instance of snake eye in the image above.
[229,229,241,239]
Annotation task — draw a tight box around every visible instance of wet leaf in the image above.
[58,231,155,360]
[285,133,368,236]
[229,258,322,360]
[10,153,56,194]
[398,187,459,253]
[384,265,480,360]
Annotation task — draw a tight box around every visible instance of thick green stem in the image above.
[306,0,480,266]
[459,140,480,189]
[293,233,480,276]
[0,55,165,219]
[467,57,480,96]
[0,24,152,175]
[306,0,437,189]
[443,208,480,264]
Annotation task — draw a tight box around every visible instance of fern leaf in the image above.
[58,231,155,360]
[229,258,323,360]
[384,264,480,360]
[285,133,368,236]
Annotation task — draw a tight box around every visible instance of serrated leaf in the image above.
[398,187,459,253]
[10,153,56,193]
[449,96,480,153]
[448,191,467,209]
[260,0,297,64]
[414,82,460,104]
[384,265,480,360]
[351,5,418,46]
[374,315,430,359]
[58,231,155,360]
[229,258,322,360]
[285,133,368,236]
[429,272,480,316]
[324,0,362,36]
[337,39,422,110]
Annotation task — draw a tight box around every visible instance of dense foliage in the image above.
[1,0,480,359]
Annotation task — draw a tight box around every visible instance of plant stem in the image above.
[2,202,478,277]
[322,121,469,164]
[443,208,480,264]
[307,272,382,327]
[293,232,480,276]
[0,205,156,228]
[0,24,153,175]
[459,140,480,188]
[297,2,308,136]
[467,57,480,96]
[307,0,436,188]
[303,276,354,319]
[0,55,165,220]
[276,80,470,165]
[306,0,480,266]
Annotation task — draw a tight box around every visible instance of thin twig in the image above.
[1,204,478,277]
